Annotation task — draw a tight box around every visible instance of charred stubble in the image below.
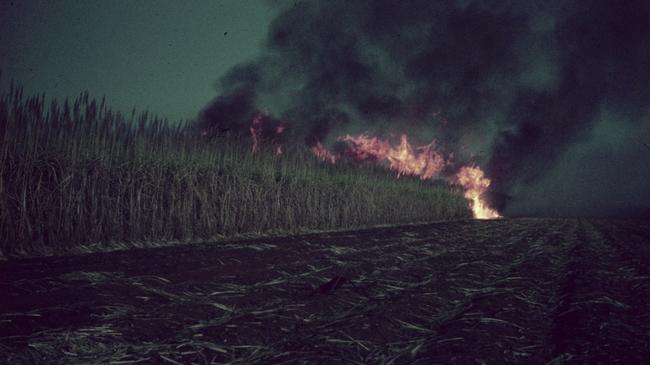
[1,218,649,364]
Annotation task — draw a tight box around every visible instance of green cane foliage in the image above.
[0,86,470,257]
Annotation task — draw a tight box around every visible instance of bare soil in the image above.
[1,218,650,364]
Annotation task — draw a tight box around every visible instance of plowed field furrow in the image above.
[543,220,650,364]
[1,219,649,364]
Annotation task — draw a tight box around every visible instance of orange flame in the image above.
[247,111,501,219]
[311,141,338,163]
[455,166,502,219]
[310,134,501,218]
[341,134,446,180]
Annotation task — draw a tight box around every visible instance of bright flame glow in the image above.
[246,111,501,219]
[308,135,501,219]
[311,141,338,163]
[455,166,502,219]
[341,134,446,180]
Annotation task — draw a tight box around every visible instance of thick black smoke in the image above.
[200,0,650,217]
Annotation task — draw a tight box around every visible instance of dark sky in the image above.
[2,0,650,216]
[0,0,275,121]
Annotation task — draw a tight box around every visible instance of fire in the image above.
[311,141,338,163]
[249,111,286,155]
[455,166,502,219]
[341,134,446,180]
[246,114,501,219]
[249,113,263,153]
[306,134,501,219]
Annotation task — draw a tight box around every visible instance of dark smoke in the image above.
[199,0,650,217]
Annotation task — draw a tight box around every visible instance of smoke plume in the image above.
[199,0,650,217]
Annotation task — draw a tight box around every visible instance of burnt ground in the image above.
[1,219,650,364]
